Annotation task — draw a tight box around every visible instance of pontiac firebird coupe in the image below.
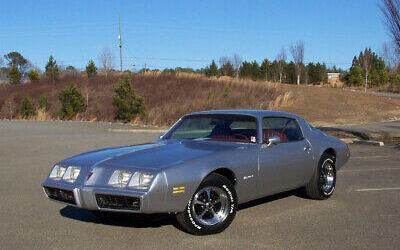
[42,110,350,235]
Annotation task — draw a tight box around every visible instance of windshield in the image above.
[165,114,257,143]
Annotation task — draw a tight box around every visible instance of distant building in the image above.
[327,73,340,83]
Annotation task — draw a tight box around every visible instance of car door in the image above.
[257,117,314,198]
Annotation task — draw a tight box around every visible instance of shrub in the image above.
[86,60,97,77]
[7,66,22,84]
[20,96,37,118]
[58,84,85,119]
[39,94,50,110]
[27,69,40,81]
[112,76,145,122]
[0,98,17,118]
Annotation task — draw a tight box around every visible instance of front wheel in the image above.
[176,173,237,235]
[305,153,336,200]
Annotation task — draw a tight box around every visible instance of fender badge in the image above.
[243,175,254,180]
[173,187,185,194]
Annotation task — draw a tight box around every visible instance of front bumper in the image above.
[42,176,168,214]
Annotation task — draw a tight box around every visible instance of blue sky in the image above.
[0,0,389,71]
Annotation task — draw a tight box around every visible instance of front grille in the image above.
[44,186,76,205]
[95,193,140,210]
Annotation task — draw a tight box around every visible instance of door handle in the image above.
[304,146,311,151]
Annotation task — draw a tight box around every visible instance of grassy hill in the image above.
[1,72,399,126]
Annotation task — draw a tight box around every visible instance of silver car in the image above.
[42,110,350,235]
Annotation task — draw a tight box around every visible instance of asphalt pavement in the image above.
[0,120,399,249]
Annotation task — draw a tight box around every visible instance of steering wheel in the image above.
[232,134,249,142]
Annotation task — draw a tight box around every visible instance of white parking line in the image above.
[351,155,390,159]
[355,187,400,192]
[340,168,400,173]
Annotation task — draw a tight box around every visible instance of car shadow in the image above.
[60,188,307,230]
[238,188,307,210]
[60,206,179,229]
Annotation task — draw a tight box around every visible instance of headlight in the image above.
[49,165,67,179]
[109,170,133,187]
[129,172,154,190]
[62,166,81,183]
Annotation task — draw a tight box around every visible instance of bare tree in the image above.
[232,54,242,79]
[362,48,372,92]
[98,47,115,76]
[382,41,399,70]
[290,41,304,85]
[276,47,287,83]
[380,0,400,54]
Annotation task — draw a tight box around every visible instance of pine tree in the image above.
[45,56,59,83]
[206,60,219,77]
[7,65,22,84]
[85,60,98,77]
[112,76,146,122]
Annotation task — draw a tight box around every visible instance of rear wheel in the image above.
[305,153,336,200]
[176,173,237,235]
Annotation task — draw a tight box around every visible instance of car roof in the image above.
[187,110,303,120]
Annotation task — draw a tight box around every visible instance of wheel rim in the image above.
[320,160,335,195]
[191,186,230,226]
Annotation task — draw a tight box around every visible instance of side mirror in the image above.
[266,135,281,147]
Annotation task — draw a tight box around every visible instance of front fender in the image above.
[162,160,223,213]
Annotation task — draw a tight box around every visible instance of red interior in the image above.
[262,129,288,143]
[210,135,251,143]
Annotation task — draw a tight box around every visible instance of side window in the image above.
[262,117,304,143]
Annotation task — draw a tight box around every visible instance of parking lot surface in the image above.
[0,120,399,249]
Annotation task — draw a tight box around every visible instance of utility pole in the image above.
[118,14,123,72]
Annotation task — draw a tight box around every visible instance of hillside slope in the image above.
[1,72,399,126]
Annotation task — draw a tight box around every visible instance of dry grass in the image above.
[0,72,399,126]
[33,109,53,120]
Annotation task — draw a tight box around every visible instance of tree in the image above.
[290,41,305,85]
[350,48,387,88]
[239,61,253,79]
[85,60,97,77]
[276,47,287,83]
[219,57,235,77]
[348,66,364,85]
[362,48,372,91]
[380,0,400,54]
[232,54,242,79]
[4,52,29,74]
[285,62,297,84]
[205,60,219,77]
[260,59,270,81]
[39,94,50,110]
[58,84,86,119]
[251,60,261,80]
[27,69,39,81]
[382,41,399,70]
[65,65,79,75]
[98,47,115,76]
[0,56,3,67]
[45,56,59,83]
[20,96,37,118]
[7,66,22,84]
[112,76,146,122]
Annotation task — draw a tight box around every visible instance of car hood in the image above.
[58,140,239,171]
